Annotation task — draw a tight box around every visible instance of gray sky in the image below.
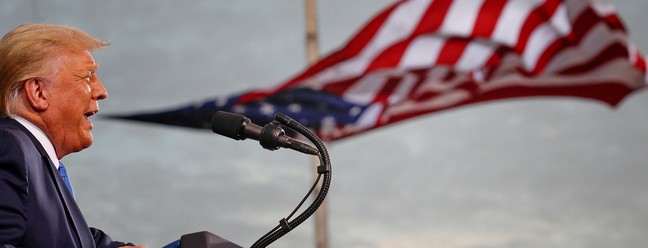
[2,0,647,247]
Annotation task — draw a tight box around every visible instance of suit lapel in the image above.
[1,118,95,248]
[43,156,96,248]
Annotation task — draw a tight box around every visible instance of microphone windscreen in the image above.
[211,111,248,140]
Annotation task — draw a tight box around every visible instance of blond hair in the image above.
[0,23,110,117]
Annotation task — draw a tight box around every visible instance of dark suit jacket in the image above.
[0,117,132,248]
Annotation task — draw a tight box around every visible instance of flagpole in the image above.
[304,1,328,248]
[306,0,320,65]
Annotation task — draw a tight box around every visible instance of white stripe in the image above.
[491,0,545,46]
[439,0,485,37]
[388,72,418,105]
[550,4,572,36]
[628,43,638,65]
[544,22,627,73]
[385,57,644,122]
[590,0,617,17]
[303,0,431,88]
[455,40,495,71]
[563,0,590,26]
[523,24,559,70]
[343,69,420,106]
[415,67,455,93]
[365,0,431,58]
[398,35,445,69]
[343,71,388,104]
[385,89,471,119]
[645,56,648,84]
[487,59,644,89]
[523,3,569,71]
[354,103,383,129]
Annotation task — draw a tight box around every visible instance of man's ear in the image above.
[22,78,49,111]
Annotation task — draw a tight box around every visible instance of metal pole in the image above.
[304,1,328,248]
[305,0,320,65]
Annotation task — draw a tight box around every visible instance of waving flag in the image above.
[111,0,647,141]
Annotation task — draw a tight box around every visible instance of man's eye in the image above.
[85,71,94,82]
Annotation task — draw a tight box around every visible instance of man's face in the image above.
[44,51,107,158]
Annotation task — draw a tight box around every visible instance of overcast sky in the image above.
[2,0,647,247]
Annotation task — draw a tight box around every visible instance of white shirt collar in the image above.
[14,116,60,169]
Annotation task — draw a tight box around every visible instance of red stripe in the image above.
[403,68,430,99]
[414,0,453,34]
[238,90,271,104]
[436,37,470,65]
[515,0,561,53]
[483,46,506,68]
[324,80,636,141]
[375,77,412,125]
[373,77,400,103]
[365,39,411,71]
[321,76,361,96]
[558,42,628,75]
[281,0,643,141]
[482,46,515,80]
[385,82,634,126]
[532,6,628,74]
[568,6,625,39]
[602,14,626,32]
[570,7,601,41]
[472,0,507,37]
[468,82,634,107]
[532,39,564,74]
[366,0,454,71]
[410,68,461,102]
[274,1,402,92]
[319,0,644,141]
[634,51,647,73]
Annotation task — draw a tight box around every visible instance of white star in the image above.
[349,106,362,117]
[288,103,302,113]
[192,100,206,108]
[232,105,246,113]
[259,103,276,116]
[320,116,336,128]
[215,97,228,107]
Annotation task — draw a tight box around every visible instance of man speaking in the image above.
[0,24,145,248]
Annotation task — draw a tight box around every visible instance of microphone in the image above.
[211,111,318,155]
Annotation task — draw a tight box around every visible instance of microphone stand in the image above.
[171,112,332,248]
[250,112,332,248]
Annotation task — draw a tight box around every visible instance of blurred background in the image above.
[1,0,647,247]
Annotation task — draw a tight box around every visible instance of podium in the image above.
[177,231,242,248]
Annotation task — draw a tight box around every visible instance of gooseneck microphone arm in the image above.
[210,111,332,248]
[250,113,332,248]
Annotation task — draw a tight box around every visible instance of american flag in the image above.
[112,0,647,141]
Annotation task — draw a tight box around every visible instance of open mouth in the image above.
[84,110,98,119]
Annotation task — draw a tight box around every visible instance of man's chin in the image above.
[82,133,94,149]
[73,133,94,153]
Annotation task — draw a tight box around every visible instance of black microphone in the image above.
[211,111,318,155]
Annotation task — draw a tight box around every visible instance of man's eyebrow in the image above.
[79,64,98,73]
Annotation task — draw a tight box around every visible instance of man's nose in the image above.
[92,78,108,100]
